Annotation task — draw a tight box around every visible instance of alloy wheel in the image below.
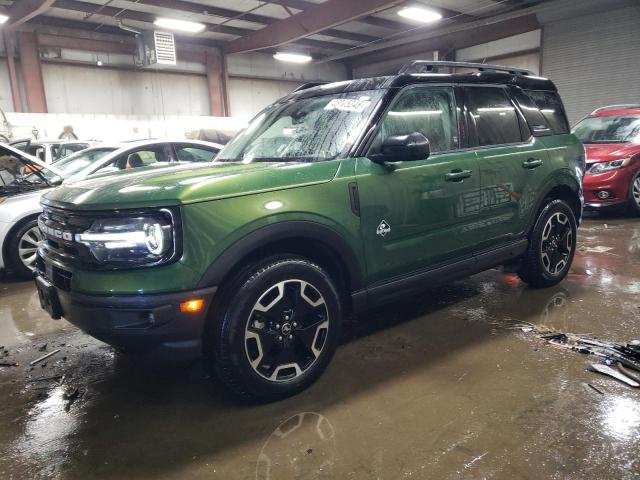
[18,226,43,271]
[244,279,330,382]
[632,176,640,207]
[540,212,573,275]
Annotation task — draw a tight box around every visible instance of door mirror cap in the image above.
[370,132,431,164]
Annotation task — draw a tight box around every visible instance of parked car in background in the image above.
[9,139,92,164]
[573,105,640,214]
[57,139,223,182]
[0,145,63,278]
[35,61,584,401]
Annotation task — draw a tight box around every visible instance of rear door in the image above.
[355,84,481,285]
[466,86,552,248]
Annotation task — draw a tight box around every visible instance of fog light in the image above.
[597,191,611,199]
[180,298,205,313]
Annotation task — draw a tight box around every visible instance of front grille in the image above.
[38,206,96,269]
[35,255,73,291]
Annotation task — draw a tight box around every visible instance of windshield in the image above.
[0,148,58,194]
[55,147,118,177]
[216,90,385,163]
[573,115,640,144]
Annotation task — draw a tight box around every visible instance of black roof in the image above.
[285,61,556,103]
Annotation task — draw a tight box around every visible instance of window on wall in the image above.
[466,87,523,146]
[370,86,459,155]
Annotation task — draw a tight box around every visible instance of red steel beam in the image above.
[224,0,404,54]
[6,0,55,28]
[205,51,227,117]
[18,31,48,113]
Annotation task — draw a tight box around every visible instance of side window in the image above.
[174,145,218,162]
[371,86,459,155]
[525,90,570,134]
[98,145,170,172]
[466,87,523,146]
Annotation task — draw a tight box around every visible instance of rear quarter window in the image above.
[525,90,570,135]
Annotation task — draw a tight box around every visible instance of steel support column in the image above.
[3,31,23,112]
[18,31,48,113]
[206,51,228,117]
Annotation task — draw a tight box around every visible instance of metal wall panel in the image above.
[542,5,640,125]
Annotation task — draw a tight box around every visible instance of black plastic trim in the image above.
[348,182,360,217]
[351,239,528,312]
[197,221,364,290]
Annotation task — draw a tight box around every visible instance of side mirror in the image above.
[370,132,431,164]
[50,175,63,186]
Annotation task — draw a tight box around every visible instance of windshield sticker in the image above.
[324,97,372,113]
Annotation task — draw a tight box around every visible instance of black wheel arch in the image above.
[196,221,364,311]
[526,176,582,234]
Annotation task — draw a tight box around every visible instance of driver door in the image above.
[355,85,481,285]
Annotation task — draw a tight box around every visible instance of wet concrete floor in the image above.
[1,214,640,479]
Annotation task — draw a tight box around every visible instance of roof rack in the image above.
[398,61,533,76]
[293,82,328,92]
[593,104,640,113]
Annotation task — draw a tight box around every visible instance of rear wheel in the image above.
[518,199,577,288]
[628,171,640,216]
[207,257,342,402]
[7,218,43,280]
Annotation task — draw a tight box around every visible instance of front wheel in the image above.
[207,257,342,402]
[628,171,640,216]
[7,218,43,280]
[518,199,577,288]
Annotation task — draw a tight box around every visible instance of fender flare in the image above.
[525,174,582,233]
[196,220,364,291]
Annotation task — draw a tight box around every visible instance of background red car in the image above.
[573,105,640,214]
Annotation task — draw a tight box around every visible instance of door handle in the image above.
[523,158,544,169]
[445,169,473,182]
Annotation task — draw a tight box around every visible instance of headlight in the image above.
[75,209,179,268]
[589,158,631,174]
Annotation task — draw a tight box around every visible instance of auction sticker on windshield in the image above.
[324,97,372,113]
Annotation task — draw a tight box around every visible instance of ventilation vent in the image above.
[153,31,176,65]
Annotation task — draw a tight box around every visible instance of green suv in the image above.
[36,61,584,401]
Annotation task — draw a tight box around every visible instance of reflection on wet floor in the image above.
[1,215,640,479]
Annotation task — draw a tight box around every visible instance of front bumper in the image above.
[583,167,634,208]
[36,272,217,355]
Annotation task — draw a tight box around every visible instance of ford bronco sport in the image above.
[36,61,584,401]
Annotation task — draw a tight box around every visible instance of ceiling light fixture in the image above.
[273,52,313,63]
[397,7,443,23]
[154,17,205,33]
[0,14,9,24]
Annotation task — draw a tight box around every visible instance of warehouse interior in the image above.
[1,0,640,478]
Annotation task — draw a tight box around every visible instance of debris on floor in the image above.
[29,348,61,366]
[518,323,640,389]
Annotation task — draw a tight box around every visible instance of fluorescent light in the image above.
[398,7,442,23]
[273,52,312,63]
[154,17,205,33]
[0,14,9,24]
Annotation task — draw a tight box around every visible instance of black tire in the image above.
[627,171,640,216]
[206,256,342,402]
[518,199,577,288]
[7,218,43,280]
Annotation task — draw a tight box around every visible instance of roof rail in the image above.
[593,104,640,113]
[293,82,328,92]
[398,60,533,76]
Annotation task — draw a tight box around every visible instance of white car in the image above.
[9,139,93,164]
[55,139,223,181]
[0,140,223,278]
[0,144,63,278]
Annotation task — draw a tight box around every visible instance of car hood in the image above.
[42,161,341,210]
[584,143,640,163]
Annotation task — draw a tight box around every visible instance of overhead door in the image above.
[542,5,640,125]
